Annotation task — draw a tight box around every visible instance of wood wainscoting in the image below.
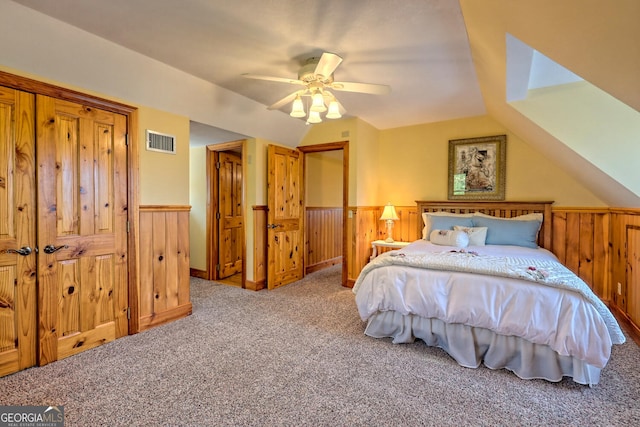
[610,208,640,341]
[249,205,267,291]
[138,206,192,331]
[250,206,344,288]
[345,204,640,343]
[306,207,343,274]
[347,206,418,286]
[254,202,640,340]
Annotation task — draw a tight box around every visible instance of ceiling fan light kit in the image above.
[325,99,342,119]
[307,110,323,124]
[310,89,327,113]
[242,52,390,124]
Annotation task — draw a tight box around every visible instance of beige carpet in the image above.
[1,265,639,426]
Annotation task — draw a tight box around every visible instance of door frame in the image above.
[206,140,247,287]
[0,71,141,333]
[297,141,349,287]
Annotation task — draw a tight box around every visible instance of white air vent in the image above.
[146,130,176,154]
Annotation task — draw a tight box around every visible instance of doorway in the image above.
[298,141,349,287]
[207,140,246,288]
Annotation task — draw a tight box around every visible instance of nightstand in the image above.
[370,240,411,260]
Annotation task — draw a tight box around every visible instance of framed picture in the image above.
[448,135,506,200]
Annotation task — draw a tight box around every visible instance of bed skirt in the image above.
[364,311,602,385]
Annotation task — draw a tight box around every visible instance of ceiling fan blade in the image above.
[314,52,343,79]
[267,89,306,110]
[242,73,305,86]
[330,81,391,95]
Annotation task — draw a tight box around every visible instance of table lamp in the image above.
[380,203,399,243]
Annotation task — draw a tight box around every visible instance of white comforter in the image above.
[353,240,625,368]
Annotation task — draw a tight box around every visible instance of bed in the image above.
[353,201,625,385]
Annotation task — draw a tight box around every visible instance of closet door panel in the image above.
[0,87,36,377]
[36,95,128,366]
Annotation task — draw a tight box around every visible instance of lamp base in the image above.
[385,220,395,243]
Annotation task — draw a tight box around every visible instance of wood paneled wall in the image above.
[305,207,343,273]
[250,205,267,291]
[138,206,192,331]
[610,209,640,338]
[345,205,640,341]
[346,206,418,284]
[551,209,610,300]
[253,203,640,340]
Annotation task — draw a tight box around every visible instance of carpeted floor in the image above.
[1,265,639,426]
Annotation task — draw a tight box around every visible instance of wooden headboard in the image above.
[416,200,554,251]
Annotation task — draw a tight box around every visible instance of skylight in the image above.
[506,33,640,197]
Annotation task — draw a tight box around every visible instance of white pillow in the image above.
[429,229,470,247]
[422,212,474,239]
[453,226,488,246]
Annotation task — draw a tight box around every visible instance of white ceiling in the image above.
[11,0,487,131]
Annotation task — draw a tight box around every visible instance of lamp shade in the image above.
[325,99,342,119]
[380,203,399,221]
[307,110,322,124]
[290,95,306,118]
[310,90,327,112]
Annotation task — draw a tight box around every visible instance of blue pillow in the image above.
[428,215,474,235]
[471,216,541,248]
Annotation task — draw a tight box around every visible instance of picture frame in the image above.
[448,135,506,200]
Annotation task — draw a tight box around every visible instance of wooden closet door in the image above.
[0,87,37,377]
[267,145,304,289]
[218,151,243,279]
[36,95,129,366]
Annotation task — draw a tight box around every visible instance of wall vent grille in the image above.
[146,130,176,154]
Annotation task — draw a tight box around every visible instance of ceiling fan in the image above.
[242,52,391,124]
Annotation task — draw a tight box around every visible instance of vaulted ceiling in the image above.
[6,0,640,206]
[11,0,486,130]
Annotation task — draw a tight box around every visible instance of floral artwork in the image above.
[448,135,506,200]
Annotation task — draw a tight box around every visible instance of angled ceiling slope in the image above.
[461,0,640,207]
[9,0,486,131]
[507,34,640,199]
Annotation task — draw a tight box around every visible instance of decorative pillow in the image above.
[422,212,474,240]
[453,226,488,246]
[473,212,543,222]
[471,215,542,248]
[429,229,470,247]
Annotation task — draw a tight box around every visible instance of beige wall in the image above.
[138,108,190,205]
[378,115,604,207]
[300,117,380,206]
[301,114,602,209]
[305,151,343,207]
[354,119,380,206]
[189,146,207,272]
[0,64,191,208]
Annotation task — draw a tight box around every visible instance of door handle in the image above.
[6,246,33,256]
[267,223,282,229]
[43,244,68,254]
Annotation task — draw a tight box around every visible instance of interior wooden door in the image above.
[627,226,640,326]
[0,87,37,377]
[267,145,304,289]
[218,151,243,279]
[36,95,129,366]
